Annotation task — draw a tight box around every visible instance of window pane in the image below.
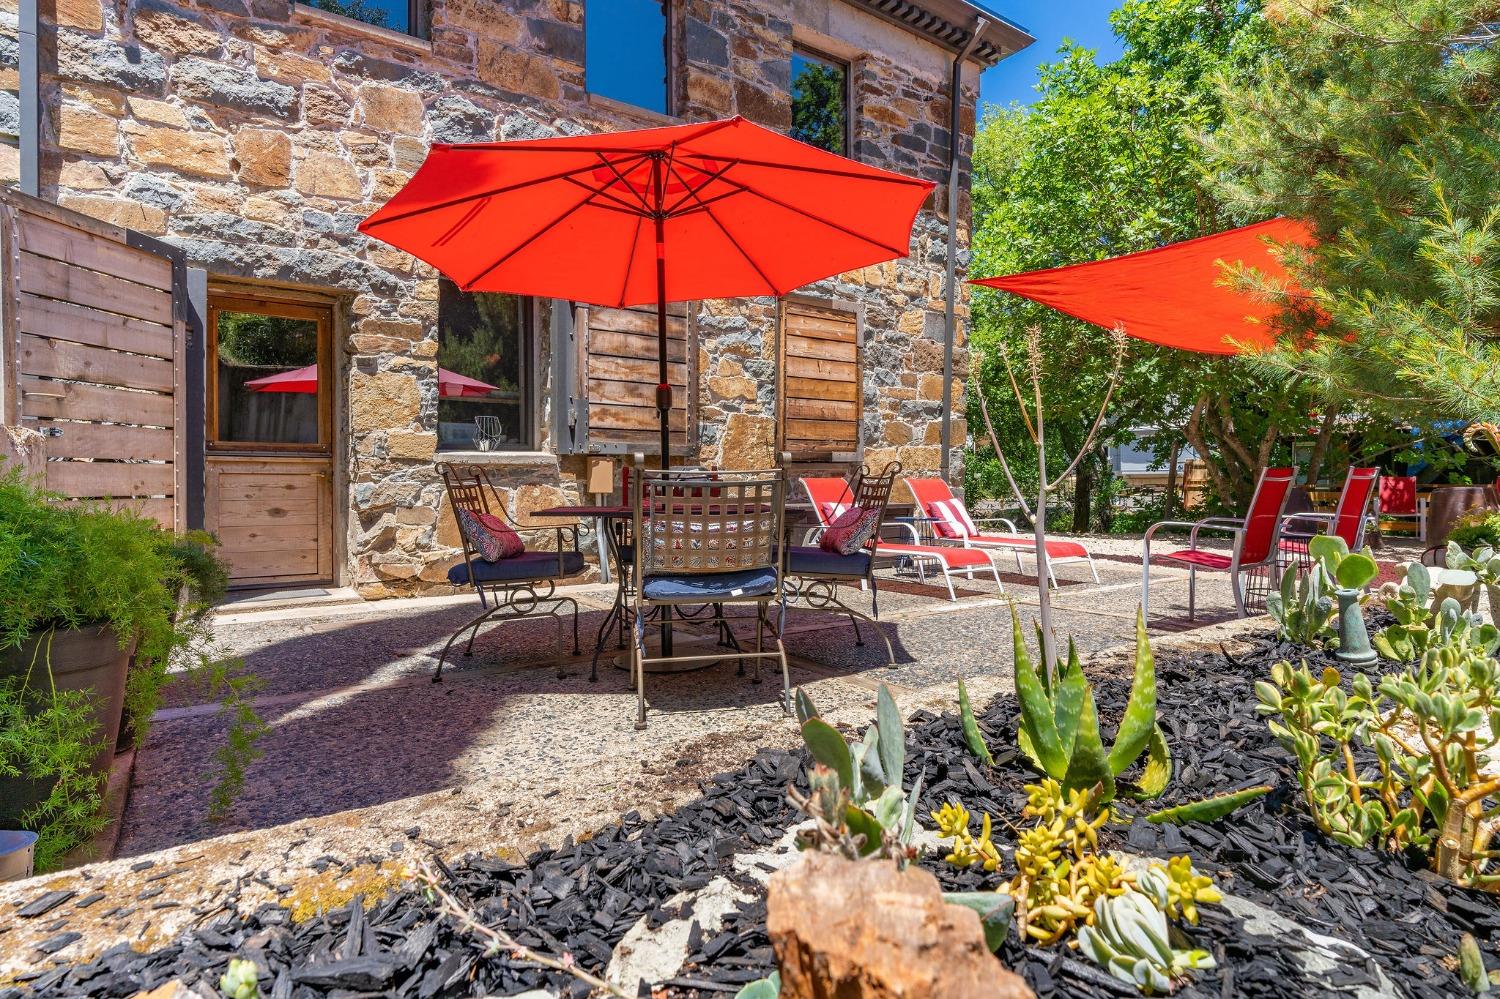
[791,50,847,154]
[215,310,321,446]
[586,0,668,114]
[300,0,411,35]
[438,280,529,452]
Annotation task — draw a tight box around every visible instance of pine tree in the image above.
[1209,1,1500,420]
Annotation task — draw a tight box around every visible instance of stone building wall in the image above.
[11,0,979,596]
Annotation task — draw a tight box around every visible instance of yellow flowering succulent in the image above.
[931,800,1001,871]
[1139,856,1223,925]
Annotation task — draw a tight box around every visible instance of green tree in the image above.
[969,0,1328,525]
[791,58,846,154]
[1208,0,1500,420]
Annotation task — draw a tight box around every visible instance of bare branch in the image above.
[971,349,1036,520]
[1047,326,1129,491]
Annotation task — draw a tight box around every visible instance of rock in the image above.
[718,413,775,470]
[428,94,490,142]
[349,371,421,434]
[607,877,752,993]
[56,103,118,156]
[132,0,223,55]
[295,152,362,199]
[133,981,209,999]
[359,83,425,136]
[234,127,291,187]
[172,56,297,117]
[766,852,1033,999]
[126,124,231,179]
[58,29,168,92]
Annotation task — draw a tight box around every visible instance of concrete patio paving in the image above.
[4,533,1405,976]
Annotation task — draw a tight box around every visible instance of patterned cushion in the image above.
[819,505,881,555]
[455,507,524,562]
[819,501,849,525]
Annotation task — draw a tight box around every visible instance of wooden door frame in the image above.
[206,292,333,456]
[776,293,865,464]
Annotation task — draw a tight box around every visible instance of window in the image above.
[586,0,670,114]
[779,300,861,459]
[437,280,533,452]
[209,297,330,451]
[791,47,850,155]
[297,0,426,38]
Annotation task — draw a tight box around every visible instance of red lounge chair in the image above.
[904,476,1099,587]
[1281,466,1379,565]
[1141,466,1296,620]
[1378,474,1426,543]
[802,476,1003,601]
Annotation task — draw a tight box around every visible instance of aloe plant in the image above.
[1144,785,1271,825]
[1011,606,1168,802]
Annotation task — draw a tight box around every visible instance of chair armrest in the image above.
[1143,519,1242,558]
[974,516,1019,533]
[1282,511,1336,523]
[883,520,922,544]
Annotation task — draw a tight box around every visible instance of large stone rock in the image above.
[56,103,119,156]
[127,125,231,179]
[359,83,425,136]
[173,57,296,117]
[234,127,291,187]
[59,30,168,93]
[349,370,420,434]
[296,153,362,199]
[718,412,774,470]
[132,0,224,55]
[428,94,490,143]
[767,852,1033,999]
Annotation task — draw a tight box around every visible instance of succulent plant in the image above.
[1135,856,1223,925]
[930,800,1001,871]
[219,958,261,999]
[1263,535,1372,649]
[1144,785,1271,826]
[1460,933,1490,995]
[735,971,781,998]
[957,677,995,766]
[1011,606,1168,803]
[791,685,923,862]
[1074,889,1216,995]
[1372,562,1473,661]
[1005,779,1126,945]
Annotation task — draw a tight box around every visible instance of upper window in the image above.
[791,47,850,155]
[298,0,426,38]
[437,280,533,452]
[586,0,670,114]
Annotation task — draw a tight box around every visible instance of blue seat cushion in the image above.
[449,550,585,586]
[641,566,779,602]
[787,546,871,578]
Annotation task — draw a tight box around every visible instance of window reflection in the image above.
[792,48,849,154]
[215,310,321,446]
[437,280,530,452]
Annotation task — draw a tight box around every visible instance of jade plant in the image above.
[1256,634,1500,890]
[1007,606,1168,803]
[1266,535,1379,648]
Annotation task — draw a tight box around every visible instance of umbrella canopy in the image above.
[970,217,1315,355]
[245,365,499,398]
[359,115,934,462]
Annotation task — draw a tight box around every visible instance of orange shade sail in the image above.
[970,217,1315,355]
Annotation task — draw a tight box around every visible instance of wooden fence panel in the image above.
[578,303,696,454]
[0,192,188,530]
[780,301,862,459]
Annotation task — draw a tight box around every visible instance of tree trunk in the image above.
[1072,457,1093,534]
[1304,403,1342,487]
[1163,439,1181,520]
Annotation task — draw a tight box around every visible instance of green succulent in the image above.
[219,958,261,999]
[1011,606,1168,803]
[1075,889,1216,995]
[735,972,780,998]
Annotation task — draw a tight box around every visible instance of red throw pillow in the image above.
[819,506,881,555]
[455,507,525,562]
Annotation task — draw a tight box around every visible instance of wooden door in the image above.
[204,294,334,588]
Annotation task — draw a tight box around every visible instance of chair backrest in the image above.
[1238,466,1297,566]
[1332,466,1379,547]
[1380,474,1418,515]
[904,477,953,511]
[438,462,514,575]
[801,477,855,528]
[903,477,967,538]
[635,468,785,577]
[846,462,901,547]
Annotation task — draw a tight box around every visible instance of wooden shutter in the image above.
[576,303,696,454]
[0,191,193,530]
[779,300,862,460]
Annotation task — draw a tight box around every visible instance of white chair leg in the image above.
[940,563,957,601]
[1088,554,1100,584]
[1188,566,1196,620]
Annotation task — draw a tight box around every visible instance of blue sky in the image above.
[979,0,1124,109]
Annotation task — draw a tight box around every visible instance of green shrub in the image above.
[0,470,262,866]
[1449,511,1500,553]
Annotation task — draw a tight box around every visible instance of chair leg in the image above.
[1088,554,1101,584]
[752,607,764,686]
[1232,571,1249,618]
[436,602,500,682]
[940,562,957,601]
[1140,558,1151,622]
[1188,566,1197,620]
[849,611,864,647]
[633,612,648,731]
[762,602,792,714]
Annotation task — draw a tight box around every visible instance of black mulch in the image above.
[6,630,1497,999]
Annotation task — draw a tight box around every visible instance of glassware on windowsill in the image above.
[474,416,505,452]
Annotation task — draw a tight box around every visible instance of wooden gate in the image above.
[0,190,197,531]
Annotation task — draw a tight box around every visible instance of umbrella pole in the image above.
[653,199,674,655]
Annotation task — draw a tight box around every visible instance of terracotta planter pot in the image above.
[0,625,135,829]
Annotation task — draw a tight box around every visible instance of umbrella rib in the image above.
[561,175,652,216]
[673,152,934,187]
[433,197,490,247]
[666,160,778,296]
[363,152,651,229]
[665,187,745,219]
[660,159,738,216]
[616,212,645,308]
[461,184,603,290]
[710,175,910,259]
[440,120,738,156]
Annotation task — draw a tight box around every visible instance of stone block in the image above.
[302,83,352,126]
[57,0,103,30]
[256,48,331,84]
[391,135,427,171]
[173,57,297,117]
[684,18,728,67]
[476,40,560,100]
[128,125,231,179]
[295,153,362,199]
[525,16,583,63]
[733,80,787,129]
[57,103,119,156]
[718,412,774,470]
[58,160,112,190]
[59,30,168,93]
[349,370,420,434]
[233,127,291,187]
[386,430,437,461]
[59,194,167,233]
[359,83,425,136]
[428,94,489,143]
[128,97,191,129]
[132,0,223,55]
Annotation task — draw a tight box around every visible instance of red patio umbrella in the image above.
[971,217,1316,355]
[246,364,499,397]
[358,115,935,464]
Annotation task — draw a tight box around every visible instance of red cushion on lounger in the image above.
[970,534,1090,560]
[873,541,995,568]
[1160,549,1233,570]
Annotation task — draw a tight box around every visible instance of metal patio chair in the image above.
[1141,466,1297,621]
[628,465,789,729]
[1377,474,1427,544]
[434,462,584,681]
[784,460,901,667]
[1281,466,1379,570]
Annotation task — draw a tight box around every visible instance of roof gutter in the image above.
[17,0,38,196]
[940,16,985,484]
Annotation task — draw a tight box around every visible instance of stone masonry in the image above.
[4,0,990,596]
